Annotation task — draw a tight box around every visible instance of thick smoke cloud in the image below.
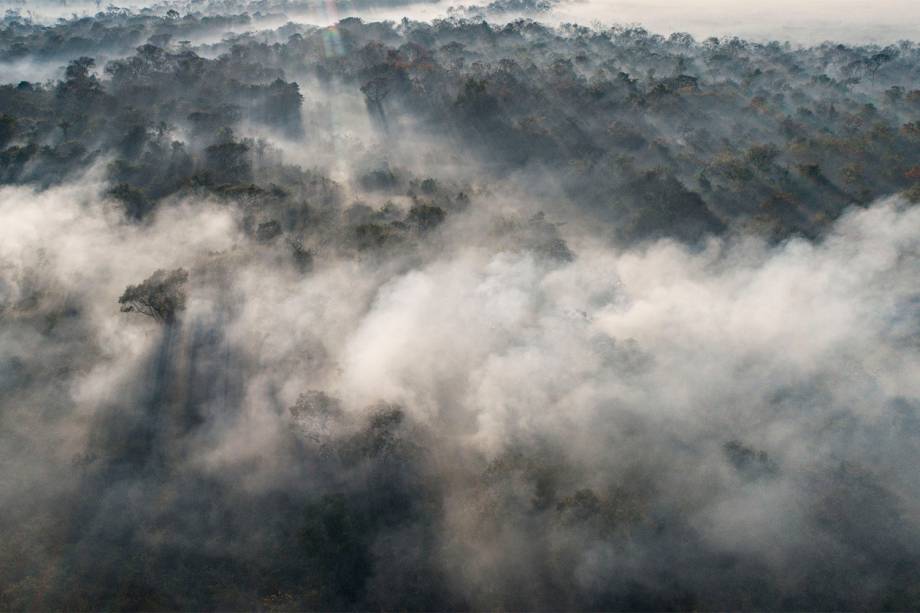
[1,170,918,609]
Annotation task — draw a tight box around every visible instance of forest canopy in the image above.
[1,1,919,611]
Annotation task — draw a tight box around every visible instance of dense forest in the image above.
[1,0,919,610]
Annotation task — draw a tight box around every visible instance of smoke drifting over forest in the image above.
[1,0,919,610]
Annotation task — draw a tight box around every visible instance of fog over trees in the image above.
[1,0,919,610]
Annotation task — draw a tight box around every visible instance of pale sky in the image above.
[3,0,919,44]
[551,0,920,44]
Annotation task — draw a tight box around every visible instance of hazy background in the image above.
[4,0,920,43]
[552,0,920,43]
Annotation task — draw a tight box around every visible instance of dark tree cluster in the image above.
[1,9,919,245]
[118,268,189,323]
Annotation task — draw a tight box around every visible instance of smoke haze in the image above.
[1,0,919,609]
[6,0,920,42]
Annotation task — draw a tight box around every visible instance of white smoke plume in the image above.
[1,169,918,608]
